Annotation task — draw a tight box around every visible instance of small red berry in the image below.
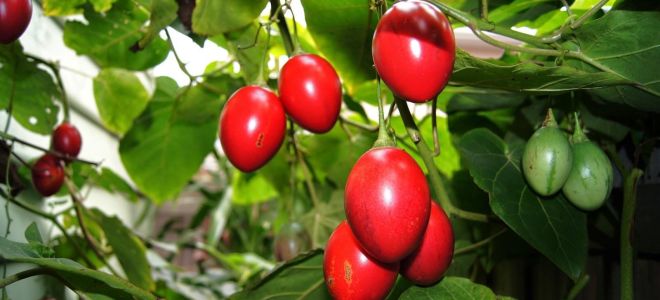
[52,122,82,161]
[31,154,64,196]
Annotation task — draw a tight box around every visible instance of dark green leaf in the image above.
[458,128,587,280]
[0,235,41,258]
[192,0,268,35]
[566,11,660,112]
[119,77,219,203]
[137,0,178,49]
[0,43,60,135]
[63,0,169,70]
[92,167,139,202]
[399,277,499,299]
[229,250,331,300]
[301,0,378,92]
[96,211,154,291]
[446,88,524,113]
[452,50,633,95]
[93,68,150,135]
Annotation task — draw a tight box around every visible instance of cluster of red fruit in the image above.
[31,123,82,196]
[323,1,457,299]
[219,54,342,172]
[0,0,32,44]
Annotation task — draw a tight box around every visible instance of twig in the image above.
[0,268,50,289]
[0,131,100,166]
[454,227,507,256]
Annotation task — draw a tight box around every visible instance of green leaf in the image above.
[214,22,269,84]
[488,0,554,25]
[119,77,220,203]
[452,50,633,95]
[192,0,268,36]
[63,0,169,71]
[89,0,118,12]
[300,191,344,248]
[566,11,660,112]
[229,250,331,300]
[458,128,587,280]
[231,171,279,205]
[96,211,154,291]
[301,0,378,93]
[24,222,43,244]
[0,238,155,300]
[0,44,60,135]
[399,277,500,299]
[42,0,87,15]
[137,0,178,49]
[93,68,150,135]
[445,88,525,113]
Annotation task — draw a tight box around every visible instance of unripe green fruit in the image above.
[562,117,614,211]
[522,110,573,196]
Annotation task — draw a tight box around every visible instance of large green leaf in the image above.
[0,44,60,135]
[458,128,587,281]
[229,250,331,300]
[137,0,178,49]
[192,0,268,36]
[119,77,221,203]
[93,68,150,135]
[63,0,169,70]
[451,50,633,94]
[301,0,378,93]
[399,277,502,299]
[566,11,660,112]
[0,237,155,300]
[96,211,154,291]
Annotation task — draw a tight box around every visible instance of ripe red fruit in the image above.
[52,122,82,161]
[323,221,399,300]
[401,201,454,286]
[278,54,342,133]
[31,154,64,196]
[0,0,32,44]
[345,147,431,263]
[372,0,455,103]
[219,86,286,172]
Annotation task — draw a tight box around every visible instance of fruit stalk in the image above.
[620,168,642,300]
[0,268,50,289]
[270,0,295,56]
[394,97,491,222]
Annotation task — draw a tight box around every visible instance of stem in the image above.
[0,268,50,289]
[431,97,440,156]
[290,130,319,207]
[339,116,378,132]
[394,97,493,223]
[0,132,99,166]
[428,0,550,49]
[270,0,295,56]
[454,227,507,256]
[373,78,395,148]
[480,0,488,20]
[164,28,195,82]
[64,179,120,276]
[620,168,642,300]
[567,273,590,300]
[570,0,609,30]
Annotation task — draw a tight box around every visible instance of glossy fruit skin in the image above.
[323,221,399,300]
[0,0,32,44]
[522,127,573,196]
[562,141,613,211]
[31,154,64,197]
[219,86,286,172]
[401,201,454,286]
[372,0,455,103]
[278,54,342,133]
[274,222,312,261]
[345,147,431,263]
[52,122,82,161]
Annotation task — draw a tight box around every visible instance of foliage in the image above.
[1,0,659,299]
